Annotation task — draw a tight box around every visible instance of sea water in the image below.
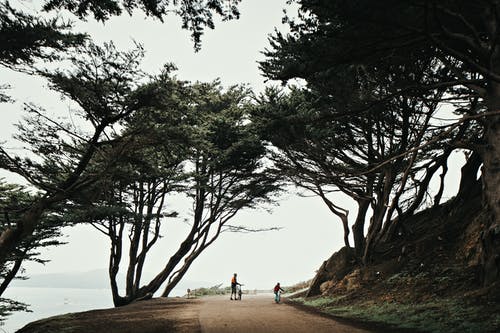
[1,287,184,333]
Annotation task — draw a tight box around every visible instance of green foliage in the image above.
[0,0,245,317]
[0,180,65,321]
[263,1,487,86]
[4,41,148,194]
[0,0,86,105]
[41,41,146,123]
[188,284,230,297]
[296,296,337,308]
[0,181,65,266]
[42,0,242,50]
[0,1,86,67]
[294,297,500,333]
[0,37,154,313]
[257,0,490,261]
[0,297,31,321]
[261,1,489,134]
[59,76,280,305]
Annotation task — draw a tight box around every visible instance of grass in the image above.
[283,280,311,294]
[187,284,231,297]
[291,296,500,333]
[292,295,347,307]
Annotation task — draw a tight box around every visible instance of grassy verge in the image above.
[290,296,500,333]
[186,284,231,297]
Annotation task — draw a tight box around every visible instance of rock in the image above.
[306,246,355,297]
[344,269,362,291]
[320,280,335,294]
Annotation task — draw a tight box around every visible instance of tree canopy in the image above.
[0,0,245,314]
[260,0,499,283]
[42,0,241,50]
[66,77,279,306]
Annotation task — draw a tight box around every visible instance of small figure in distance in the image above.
[230,273,242,300]
[237,283,243,300]
[274,282,285,303]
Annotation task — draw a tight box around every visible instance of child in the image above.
[273,282,284,303]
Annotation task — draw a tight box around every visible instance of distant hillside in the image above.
[12,270,117,289]
[12,269,213,292]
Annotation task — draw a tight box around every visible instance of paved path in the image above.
[198,294,374,333]
[17,295,377,333]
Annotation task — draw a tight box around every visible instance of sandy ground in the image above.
[17,294,375,333]
[16,298,202,333]
[199,294,373,333]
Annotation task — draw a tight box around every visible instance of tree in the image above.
[0,2,94,316]
[0,0,246,257]
[157,81,280,298]
[0,1,86,100]
[0,0,245,267]
[0,1,86,67]
[70,73,191,307]
[0,0,245,314]
[253,80,466,262]
[0,41,148,284]
[69,78,279,306]
[75,134,186,306]
[0,181,65,321]
[261,0,499,285]
[1,0,242,102]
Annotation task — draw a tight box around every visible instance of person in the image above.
[274,282,285,303]
[230,273,241,300]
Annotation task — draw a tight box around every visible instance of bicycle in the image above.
[236,284,244,300]
[274,290,282,303]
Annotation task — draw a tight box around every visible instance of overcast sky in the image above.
[1,0,464,293]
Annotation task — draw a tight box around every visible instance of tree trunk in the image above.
[363,168,394,263]
[433,164,448,207]
[161,250,201,297]
[352,198,369,259]
[456,151,482,201]
[0,199,50,266]
[316,187,350,248]
[480,89,500,286]
[0,249,27,296]
[109,221,125,307]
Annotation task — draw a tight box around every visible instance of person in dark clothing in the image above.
[230,273,241,300]
[274,282,284,303]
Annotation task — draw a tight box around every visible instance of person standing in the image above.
[274,282,285,303]
[230,273,241,300]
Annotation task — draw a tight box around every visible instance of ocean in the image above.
[1,287,184,333]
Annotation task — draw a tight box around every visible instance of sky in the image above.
[0,0,465,295]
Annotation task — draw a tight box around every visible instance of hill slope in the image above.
[291,191,500,333]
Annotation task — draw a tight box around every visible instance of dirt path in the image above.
[17,295,376,333]
[198,294,374,333]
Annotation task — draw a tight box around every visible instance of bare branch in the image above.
[357,110,500,176]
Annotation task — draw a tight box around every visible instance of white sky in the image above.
[1,0,465,293]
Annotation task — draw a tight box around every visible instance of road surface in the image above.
[17,294,377,333]
[198,294,374,333]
